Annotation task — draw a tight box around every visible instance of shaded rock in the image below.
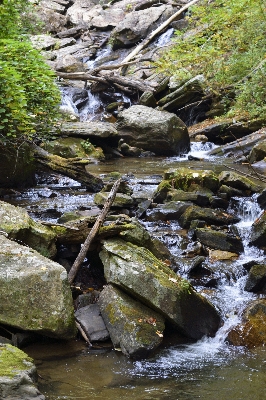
[0,344,45,400]
[139,91,157,107]
[146,201,191,222]
[100,238,221,340]
[249,210,266,250]
[158,75,205,112]
[0,142,35,189]
[0,201,57,258]
[164,168,219,192]
[110,5,175,49]
[170,189,210,207]
[116,105,189,156]
[227,299,266,348]
[179,205,240,229]
[60,121,118,138]
[249,139,266,163]
[257,189,266,209]
[195,228,244,254]
[218,171,261,193]
[0,236,76,339]
[218,184,245,199]
[75,304,109,342]
[244,264,266,293]
[99,284,165,358]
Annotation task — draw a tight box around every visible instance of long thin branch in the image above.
[121,0,202,64]
[68,178,122,285]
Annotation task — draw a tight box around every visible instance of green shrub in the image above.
[156,0,266,120]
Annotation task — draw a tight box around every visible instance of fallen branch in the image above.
[68,178,122,285]
[121,0,202,64]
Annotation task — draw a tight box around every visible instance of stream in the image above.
[14,143,265,400]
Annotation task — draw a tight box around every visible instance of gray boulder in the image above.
[60,121,118,138]
[0,235,76,339]
[249,139,266,163]
[98,284,165,358]
[100,238,221,340]
[66,0,102,25]
[0,344,45,400]
[116,105,189,156]
[249,211,266,250]
[0,201,57,259]
[195,228,244,254]
[110,5,175,49]
[75,304,109,342]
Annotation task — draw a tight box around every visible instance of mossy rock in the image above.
[164,168,219,192]
[218,171,261,193]
[99,284,165,358]
[94,192,134,208]
[244,264,266,293]
[0,201,57,258]
[100,238,221,340]
[43,137,104,161]
[195,228,244,254]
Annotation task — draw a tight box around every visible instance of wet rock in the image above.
[43,137,104,161]
[179,205,240,229]
[75,304,109,342]
[249,210,266,250]
[170,189,210,207]
[120,142,142,157]
[244,264,266,293]
[195,228,244,254]
[0,236,76,339]
[218,171,261,193]
[164,168,219,192]
[146,201,192,222]
[218,184,245,199]
[0,344,45,400]
[227,299,266,348]
[100,238,221,340]
[158,75,205,112]
[0,201,57,258]
[99,284,165,358]
[257,189,266,209]
[208,249,239,262]
[116,105,189,156]
[94,191,134,208]
[110,5,175,49]
[60,121,118,138]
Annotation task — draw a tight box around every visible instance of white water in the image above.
[166,141,218,162]
[155,28,174,47]
[132,196,263,378]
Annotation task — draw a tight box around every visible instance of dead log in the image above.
[56,70,158,93]
[33,145,103,192]
[121,0,202,64]
[68,178,122,285]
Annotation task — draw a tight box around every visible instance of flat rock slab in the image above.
[100,238,221,340]
[0,236,76,339]
[75,303,109,342]
[99,284,165,358]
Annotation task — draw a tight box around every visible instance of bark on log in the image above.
[56,71,158,93]
[68,178,122,285]
[33,145,103,192]
[121,0,202,64]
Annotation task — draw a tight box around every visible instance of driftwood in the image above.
[56,70,158,93]
[33,145,104,192]
[68,178,122,285]
[121,0,202,64]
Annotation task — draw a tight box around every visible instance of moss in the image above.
[0,345,33,378]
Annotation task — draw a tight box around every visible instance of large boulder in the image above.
[0,344,44,400]
[227,299,266,348]
[116,105,189,156]
[60,121,118,138]
[164,168,219,192]
[109,5,175,49]
[99,284,165,358]
[0,235,76,339]
[43,137,104,161]
[0,201,57,259]
[66,0,102,25]
[99,238,221,340]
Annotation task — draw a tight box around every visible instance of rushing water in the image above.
[19,142,266,400]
